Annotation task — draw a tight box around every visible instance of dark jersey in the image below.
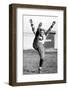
[33,28,45,50]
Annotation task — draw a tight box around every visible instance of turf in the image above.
[23,49,57,75]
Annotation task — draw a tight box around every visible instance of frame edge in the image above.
[9,4,16,86]
[9,4,66,86]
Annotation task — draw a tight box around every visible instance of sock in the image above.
[39,59,43,67]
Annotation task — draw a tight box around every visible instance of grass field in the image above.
[23,49,57,75]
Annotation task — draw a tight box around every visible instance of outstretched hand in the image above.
[29,19,36,35]
[52,21,56,26]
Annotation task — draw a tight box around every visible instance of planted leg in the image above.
[37,42,45,73]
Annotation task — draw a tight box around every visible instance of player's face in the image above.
[40,30,44,36]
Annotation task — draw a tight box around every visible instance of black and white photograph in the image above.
[23,15,57,75]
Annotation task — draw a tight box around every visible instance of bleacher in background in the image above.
[44,31,56,48]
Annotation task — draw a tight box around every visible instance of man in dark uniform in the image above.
[30,19,56,73]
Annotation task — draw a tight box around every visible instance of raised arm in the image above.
[29,19,36,35]
[45,21,56,35]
